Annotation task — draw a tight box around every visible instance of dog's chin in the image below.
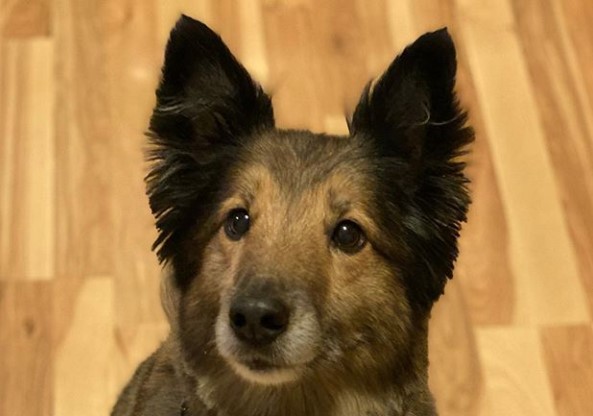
[225,356,302,385]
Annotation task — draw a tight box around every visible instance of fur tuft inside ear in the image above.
[146,15,274,264]
[352,29,474,307]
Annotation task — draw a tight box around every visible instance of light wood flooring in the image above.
[1,0,592,415]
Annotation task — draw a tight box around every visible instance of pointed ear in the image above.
[350,28,470,167]
[352,29,474,307]
[146,16,274,263]
[150,14,274,145]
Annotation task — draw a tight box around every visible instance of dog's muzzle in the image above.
[215,277,320,385]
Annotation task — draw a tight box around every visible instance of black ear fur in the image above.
[351,28,468,165]
[352,29,474,307]
[146,15,274,263]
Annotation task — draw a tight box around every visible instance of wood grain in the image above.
[541,325,593,416]
[0,0,50,37]
[456,0,589,325]
[103,0,164,331]
[53,0,115,279]
[0,281,52,416]
[1,1,592,415]
[512,0,593,319]
[476,328,556,416]
[54,278,117,416]
[0,39,54,281]
[429,280,483,416]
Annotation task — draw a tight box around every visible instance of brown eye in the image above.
[224,209,250,241]
[332,220,366,253]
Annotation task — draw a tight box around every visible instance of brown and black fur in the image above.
[112,15,473,416]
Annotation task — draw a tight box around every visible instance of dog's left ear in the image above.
[350,28,470,165]
[351,29,474,307]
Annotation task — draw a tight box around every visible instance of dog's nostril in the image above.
[231,311,247,328]
[229,296,290,346]
[261,311,288,331]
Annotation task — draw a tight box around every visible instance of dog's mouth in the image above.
[226,355,303,385]
[242,358,281,372]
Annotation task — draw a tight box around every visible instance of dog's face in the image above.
[201,132,415,386]
[147,16,472,388]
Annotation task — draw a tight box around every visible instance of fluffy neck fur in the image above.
[186,338,432,416]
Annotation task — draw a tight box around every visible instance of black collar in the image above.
[180,401,189,416]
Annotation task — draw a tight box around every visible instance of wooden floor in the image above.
[1,0,592,415]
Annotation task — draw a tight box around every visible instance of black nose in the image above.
[229,296,290,346]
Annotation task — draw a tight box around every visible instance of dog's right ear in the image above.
[147,15,274,263]
[150,15,274,144]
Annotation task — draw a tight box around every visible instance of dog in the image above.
[111,14,473,416]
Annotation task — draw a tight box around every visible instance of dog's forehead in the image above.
[238,129,372,193]
[220,129,377,220]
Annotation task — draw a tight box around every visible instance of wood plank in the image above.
[53,0,114,278]
[236,0,269,84]
[0,39,54,280]
[324,115,349,135]
[410,0,455,32]
[511,0,593,319]
[105,0,167,329]
[455,79,517,325]
[429,280,483,416]
[53,277,117,416]
[385,0,416,51]
[512,0,593,320]
[354,0,395,76]
[307,0,373,115]
[263,0,392,130]
[540,325,593,416]
[557,0,593,135]
[0,281,52,416]
[262,1,325,130]
[0,0,50,38]
[456,0,589,325]
[476,328,557,416]
[323,0,392,139]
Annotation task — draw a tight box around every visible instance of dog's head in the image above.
[147,16,472,388]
